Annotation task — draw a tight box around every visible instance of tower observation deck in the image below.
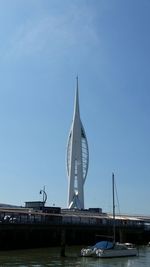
[66,78,89,209]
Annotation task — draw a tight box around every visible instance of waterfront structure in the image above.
[66,78,89,209]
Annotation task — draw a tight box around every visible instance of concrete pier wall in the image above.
[0,209,149,249]
[0,222,148,250]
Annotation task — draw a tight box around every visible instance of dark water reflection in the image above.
[0,246,149,267]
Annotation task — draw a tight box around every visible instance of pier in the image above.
[0,207,150,250]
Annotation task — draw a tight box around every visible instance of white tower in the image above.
[66,78,89,209]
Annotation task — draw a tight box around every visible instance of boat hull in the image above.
[95,248,137,258]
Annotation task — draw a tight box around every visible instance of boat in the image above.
[81,241,137,258]
[81,173,137,258]
[95,173,137,258]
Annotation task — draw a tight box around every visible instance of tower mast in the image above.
[66,78,89,209]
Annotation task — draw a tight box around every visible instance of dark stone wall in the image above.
[0,222,148,250]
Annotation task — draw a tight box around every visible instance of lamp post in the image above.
[40,186,47,208]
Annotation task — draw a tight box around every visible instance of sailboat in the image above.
[95,173,137,258]
[81,173,137,258]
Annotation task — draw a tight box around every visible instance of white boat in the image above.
[95,173,137,258]
[81,240,137,258]
[81,173,138,258]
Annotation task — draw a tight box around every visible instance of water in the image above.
[0,246,149,267]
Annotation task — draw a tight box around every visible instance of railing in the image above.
[0,209,148,230]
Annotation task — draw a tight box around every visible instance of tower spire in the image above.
[66,78,89,210]
[73,75,80,120]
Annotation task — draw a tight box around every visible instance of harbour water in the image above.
[0,246,149,267]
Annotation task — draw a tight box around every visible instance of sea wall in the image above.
[0,209,149,249]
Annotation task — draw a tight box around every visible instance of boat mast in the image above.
[112,172,116,244]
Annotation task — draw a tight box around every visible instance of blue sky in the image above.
[0,0,150,215]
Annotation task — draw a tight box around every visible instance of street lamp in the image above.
[39,186,47,206]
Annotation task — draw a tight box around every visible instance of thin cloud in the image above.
[4,4,100,61]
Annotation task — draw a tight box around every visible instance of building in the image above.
[66,78,89,209]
